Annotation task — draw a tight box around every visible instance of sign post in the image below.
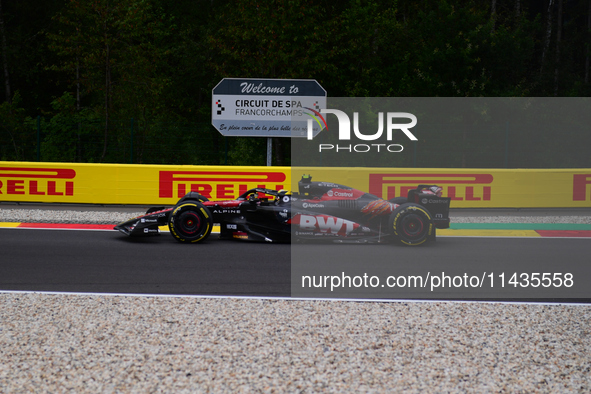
[212,78,326,165]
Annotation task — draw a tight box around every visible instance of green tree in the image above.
[0,0,64,113]
[0,92,34,161]
[37,92,102,162]
[208,0,339,80]
[47,0,174,162]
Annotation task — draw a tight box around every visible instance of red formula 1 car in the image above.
[115,175,451,246]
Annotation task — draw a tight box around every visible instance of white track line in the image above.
[0,289,588,306]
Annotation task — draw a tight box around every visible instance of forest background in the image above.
[1,0,590,168]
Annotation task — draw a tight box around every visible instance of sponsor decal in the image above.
[295,231,314,236]
[159,170,286,199]
[219,200,241,206]
[226,224,238,230]
[317,182,340,188]
[327,190,353,198]
[0,167,75,196]
[233,231,249,239]
[421,197,448,204]
[369,173,493,201]
[296,214,358,235]
[423,198,449,204]
[212,209,241,214]
[302,202,325,209]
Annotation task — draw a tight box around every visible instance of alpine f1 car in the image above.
[114,175,451,246]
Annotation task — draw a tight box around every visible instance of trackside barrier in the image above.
[1,162,590,208]
[0,162,290,206]
[294,168,591,208]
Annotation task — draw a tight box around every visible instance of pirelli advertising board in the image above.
[0,162,590,208]
[0,163,291,205]
[293,168,591,208]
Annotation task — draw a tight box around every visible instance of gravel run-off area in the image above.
[1,293,590,393]
[1,207,590,392]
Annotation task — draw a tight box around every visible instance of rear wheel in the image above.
[169,202,213,243]
[388,197,408,205]
[388,203,433,246]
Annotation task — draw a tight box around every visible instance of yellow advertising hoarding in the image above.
[0,162,290,205]
[293,167,591,208]
[1,162,590,208]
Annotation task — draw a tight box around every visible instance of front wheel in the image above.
[388,203,433,246]
[169,202,213,243]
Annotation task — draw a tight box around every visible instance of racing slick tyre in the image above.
[388,196,408,205]
[388,203,434,246]
[169,202,213,243]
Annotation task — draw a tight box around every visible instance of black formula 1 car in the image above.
[114,175,451,246]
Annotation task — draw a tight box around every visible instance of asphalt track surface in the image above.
[0,229,290,296]
[1,227,590,302]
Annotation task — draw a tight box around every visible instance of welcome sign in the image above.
[212,78,326,138]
